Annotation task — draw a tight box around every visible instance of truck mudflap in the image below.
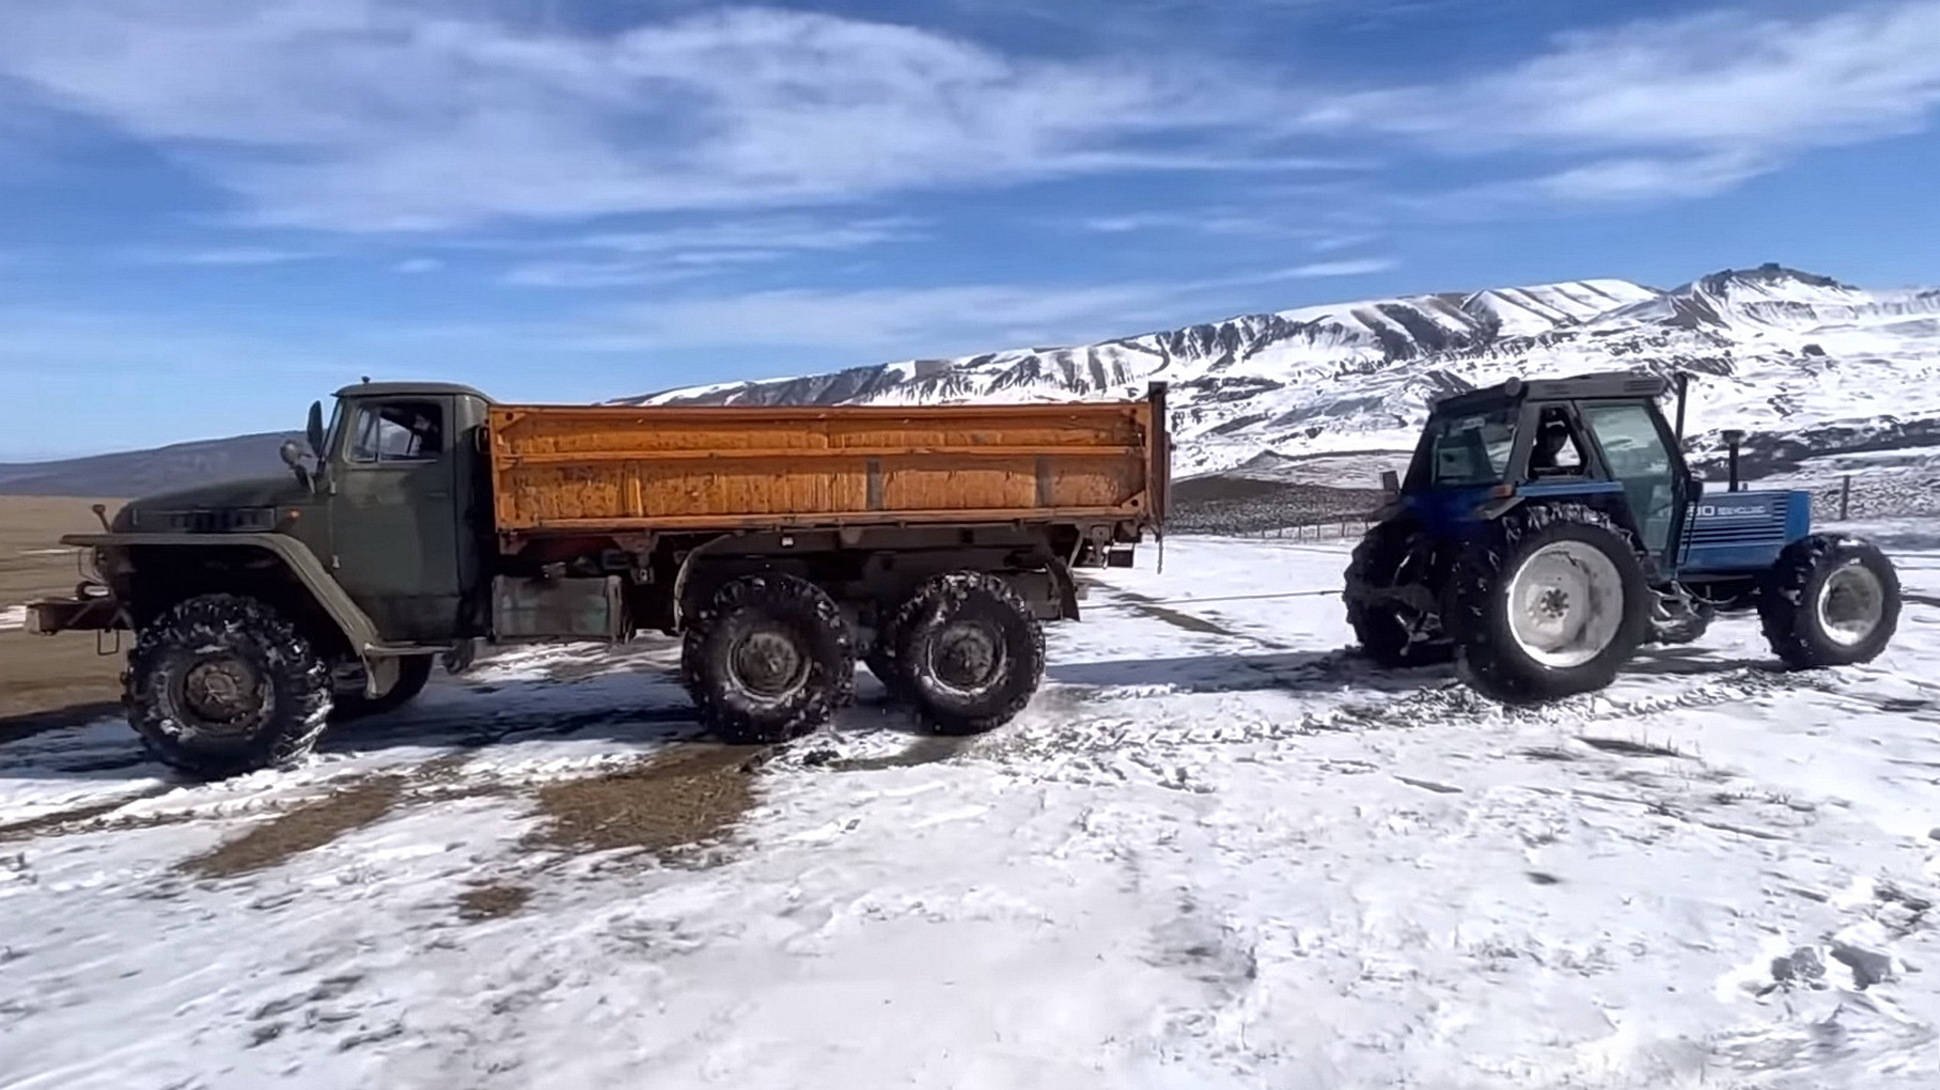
[27,583,128,636]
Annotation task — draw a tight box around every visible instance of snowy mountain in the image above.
[620,264,1940,482]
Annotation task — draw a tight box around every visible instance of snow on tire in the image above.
[890,571,1045,736]
[1759,534,1900,669]
[682,574,855,745]
[125,593,334,779]
[1449,502,1649,705]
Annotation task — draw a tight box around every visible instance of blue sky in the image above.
[3,0,1940,460]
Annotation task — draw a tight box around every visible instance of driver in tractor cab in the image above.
[1528,415,1576,477]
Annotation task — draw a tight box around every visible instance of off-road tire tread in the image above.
[889,571,1045,736]
[1344,519,1454,667]
[125,593,333,779]
[1759,534,1900,669]
[681,574,855,745]
[1450,502,1650,705]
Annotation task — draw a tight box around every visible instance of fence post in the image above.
[1839,474,1852,521]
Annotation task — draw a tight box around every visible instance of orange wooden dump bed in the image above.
[486,390,1170,537]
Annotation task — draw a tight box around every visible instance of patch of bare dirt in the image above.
[0,799,133,842]
[457,883,532,921]
[178,775,406,879]
[527,744,766,863]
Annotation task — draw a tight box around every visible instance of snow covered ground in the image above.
[3,536,1938,1089]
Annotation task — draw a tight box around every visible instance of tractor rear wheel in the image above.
[1759,534,1900,669]
[1450,503,1650,704]
[682,574,856,744]
[1343,519,1452,667]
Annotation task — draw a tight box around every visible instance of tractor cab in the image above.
[1347,370,1899,705]
[1391,373,1697,576]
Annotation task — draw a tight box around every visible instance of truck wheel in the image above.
[1344,519,1452,667]
[1759,534,1900,669]
[1450,503,1650,704]
[890,571,1045,736]
[329,655,435,722]
[125,593,333,779]
[682,574,855,744]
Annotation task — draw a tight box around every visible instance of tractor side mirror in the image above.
[1380,469,1400,495]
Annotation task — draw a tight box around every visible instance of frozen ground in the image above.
[2,535,1938,1089]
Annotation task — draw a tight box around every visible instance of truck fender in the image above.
[60,531,384,655]
[669,534,738,631]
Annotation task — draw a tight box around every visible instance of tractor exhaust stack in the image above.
[1722,429,1745,492]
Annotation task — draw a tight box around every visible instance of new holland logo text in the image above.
[1696,504,1767,518]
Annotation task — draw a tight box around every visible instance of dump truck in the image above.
[29,380,1171,778]
[1344,371,1900,702]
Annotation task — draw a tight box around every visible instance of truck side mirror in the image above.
[279,438,314,491]
[306,401,326,458]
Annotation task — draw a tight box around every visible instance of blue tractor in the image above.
[1343,371,1901,702]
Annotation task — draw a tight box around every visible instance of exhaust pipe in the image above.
[1721,429,1745,492]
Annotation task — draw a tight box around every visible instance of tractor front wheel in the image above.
[1450,503,1650,704]
[1759,534,1900,669]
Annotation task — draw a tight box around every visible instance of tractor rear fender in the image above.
[59,531,384,657]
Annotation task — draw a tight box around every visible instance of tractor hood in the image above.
[115,475,313,534]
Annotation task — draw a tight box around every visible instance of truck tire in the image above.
[682,574,855,744]
[125,593,334,779]
[329,655,435,723]
[1344,519,1453,667]
[1449,503,1650,704]
[889,571,1045,736]
[1759,534,1900,669]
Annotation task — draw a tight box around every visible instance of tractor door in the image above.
[1578,400,1689,562]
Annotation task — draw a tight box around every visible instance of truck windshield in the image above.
[1423,407,1517,487]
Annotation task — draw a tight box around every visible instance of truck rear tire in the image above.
[329,655,434,722]
[889,571,1045,736]
[1344,519,1453,667]
[125,593,334,779]
[1759,534,1900,669]
[1450,503,1649,704]
[682,574,855,744]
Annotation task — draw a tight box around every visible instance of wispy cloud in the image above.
[557,258,1401,356]
[1304,0,1940,201]
[500,214,925,287]
[0,2,1333,231]
[127,246,331,266]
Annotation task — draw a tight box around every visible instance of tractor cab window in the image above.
[1527,408,1586,477]
[347,401,444,464]
[1582,401,1677,554]
[1425,408,1517,487]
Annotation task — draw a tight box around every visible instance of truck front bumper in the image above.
[27,584,128,636]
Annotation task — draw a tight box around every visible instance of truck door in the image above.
[329,397,463,642]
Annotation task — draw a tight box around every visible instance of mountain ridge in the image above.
[6,262,1938,500]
